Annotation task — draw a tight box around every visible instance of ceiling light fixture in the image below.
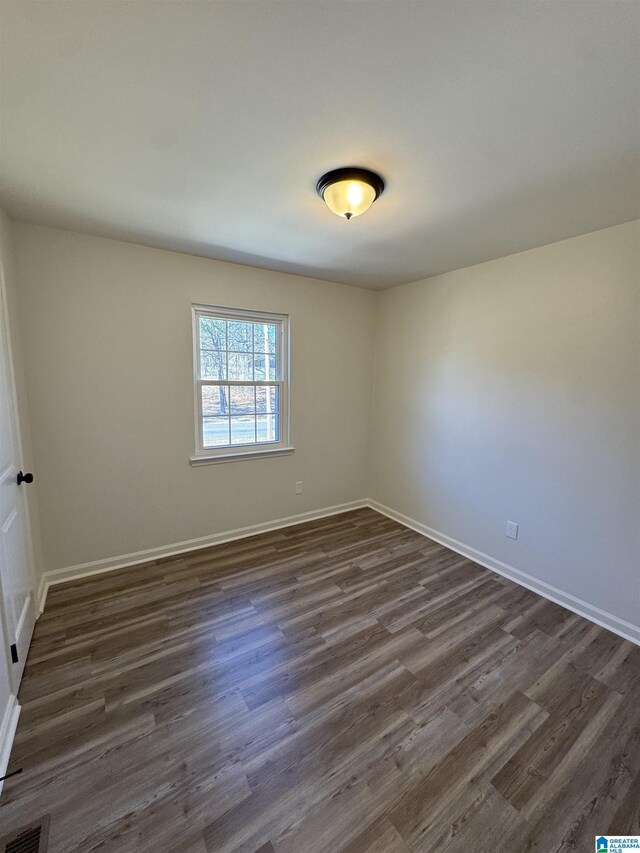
[316,167,385,220]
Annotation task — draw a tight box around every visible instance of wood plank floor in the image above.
[1,508,639,851]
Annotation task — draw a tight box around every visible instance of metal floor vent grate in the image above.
[1,817,49,853]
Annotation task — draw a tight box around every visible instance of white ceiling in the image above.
[1,1,638,290]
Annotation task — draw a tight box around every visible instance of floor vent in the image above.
[1,817,49,853]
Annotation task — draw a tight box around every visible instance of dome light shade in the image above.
[316,167,385,220]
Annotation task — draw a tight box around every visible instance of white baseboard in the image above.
[367,500,640,647]
[38,499,369,612]
[37,573,47,615]
[0,694,20,797]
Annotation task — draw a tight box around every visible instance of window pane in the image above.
[230,415,256,445]
[203,417,230,447]
[201,350,227,380]
[256,414,278,443]
[202,385,229,416]
[267,324,277,354]
[229,385,255,415]
[199,317,226,351]
[228,321,253,352]
[195,309,287,455]
[253,354,276,381]
[228,353,253,381]
[253,355,266,381]
[255,386,279,413]
[253,323,277,355]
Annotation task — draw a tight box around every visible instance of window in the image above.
[191,304,291,463]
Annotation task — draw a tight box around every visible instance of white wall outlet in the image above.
[505,520,519,540]
[295,481,303,494]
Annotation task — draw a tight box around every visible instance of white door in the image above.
[0,259,36,692]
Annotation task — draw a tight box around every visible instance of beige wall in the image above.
[10,222,377,574]
[370,221,640,630]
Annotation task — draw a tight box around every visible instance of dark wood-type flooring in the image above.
[1,508,639,851]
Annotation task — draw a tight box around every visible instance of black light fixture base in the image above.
[316,167,385,201]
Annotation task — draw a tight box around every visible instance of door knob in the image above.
[17,471,33,485]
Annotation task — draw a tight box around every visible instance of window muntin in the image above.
[193,305,289,459]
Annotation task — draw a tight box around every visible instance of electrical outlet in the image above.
[295,481,303,494]
[505,520,519,540]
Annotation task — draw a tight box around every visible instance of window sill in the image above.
[190,446,295,466]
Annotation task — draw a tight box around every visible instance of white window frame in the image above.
[190,303,292,465]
